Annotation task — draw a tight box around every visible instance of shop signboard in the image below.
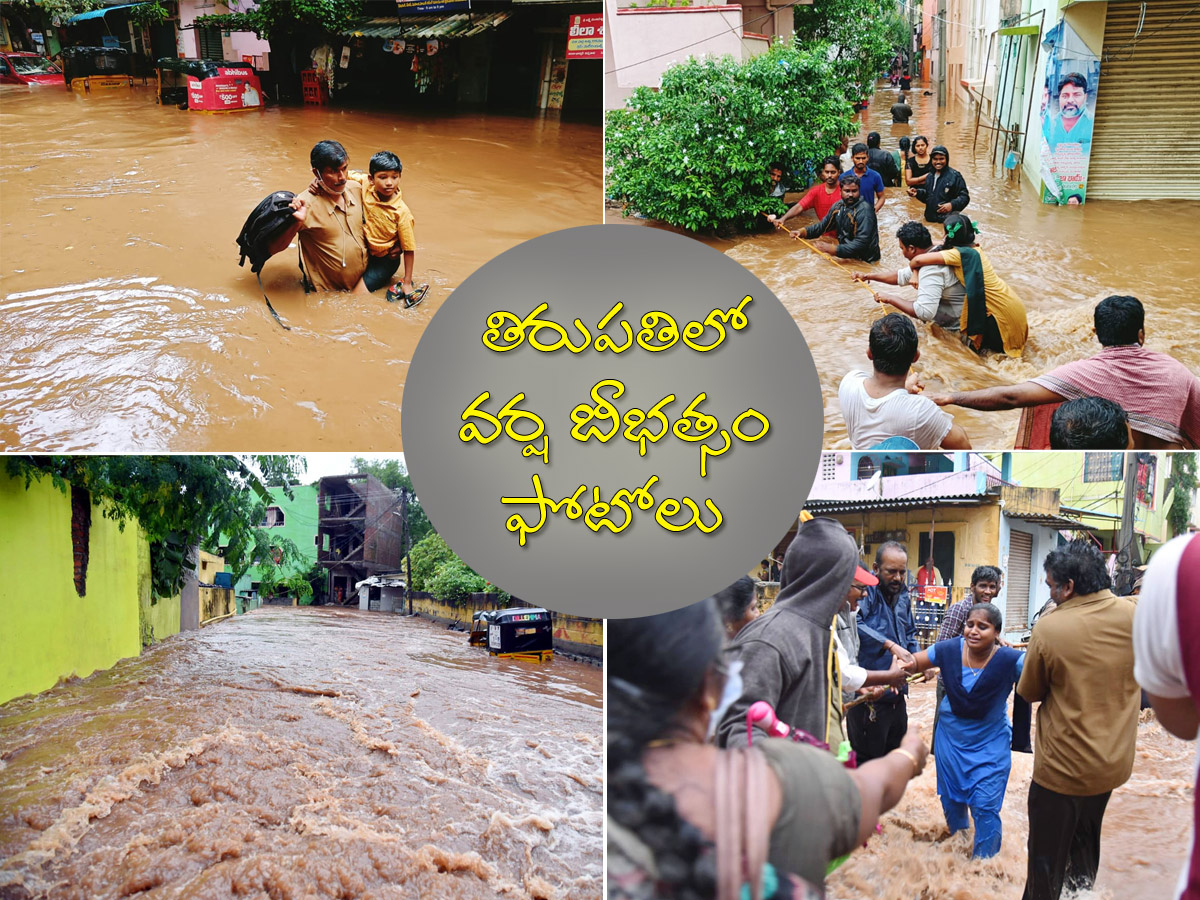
[566,14,603,60]
[397,0,470,13]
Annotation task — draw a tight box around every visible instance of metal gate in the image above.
[1006,529,1033,630]
[1088,0,1200,199]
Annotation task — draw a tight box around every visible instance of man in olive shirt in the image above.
[1017,540,1139,900]
[266,140,371,293]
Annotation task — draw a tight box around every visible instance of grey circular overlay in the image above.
[402,224,823,618]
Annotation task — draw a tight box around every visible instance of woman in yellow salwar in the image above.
[908,215,1028,358]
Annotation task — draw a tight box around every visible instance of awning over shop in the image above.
[805,496,990,514]
[1002,510,1098,532]
[66,4,143,24]
[341,12,511,40]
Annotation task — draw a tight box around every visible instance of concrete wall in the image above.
[0,472,143,705]
[177,1,270,61]
[606,0,747,108]
[138,535,180,646]
[409,594,602,660]
[826,503,1001,591]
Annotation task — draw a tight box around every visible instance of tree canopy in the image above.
[5,455,306,598]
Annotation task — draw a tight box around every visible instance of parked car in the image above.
[0,51,65,86]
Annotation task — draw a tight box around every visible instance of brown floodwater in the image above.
[826,681,1194,900]
[0,607,602,899]
[0,86,601,451]
[607,83,1200,448]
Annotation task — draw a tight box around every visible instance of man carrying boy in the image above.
[267,140,371,294]
[348,150,424,306]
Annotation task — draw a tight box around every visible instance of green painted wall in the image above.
[0,472,143,705]
[137,534,180,646]
[234,484,320,594]
[1010,451,1171,542]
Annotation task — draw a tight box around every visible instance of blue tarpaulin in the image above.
[66,4,143,25]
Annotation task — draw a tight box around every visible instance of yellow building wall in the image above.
[829,504,1001,598]
[0,472,143,705]
[137,530,180,646]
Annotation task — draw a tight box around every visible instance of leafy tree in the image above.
[407,531,458,592]
[1166,452,1198,537]
[5,455,304,599]
[426,560,486,605]
[606,43,855,233]
[350,456,432,545]
[11,0,104,27]
[193,0,364,41]
[793,0,900,104]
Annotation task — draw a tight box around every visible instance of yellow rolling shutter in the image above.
[1088,0,1200,199]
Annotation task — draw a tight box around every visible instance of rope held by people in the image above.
[773,219,883,306]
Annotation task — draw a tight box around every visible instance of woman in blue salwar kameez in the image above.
[905,602,1024,858]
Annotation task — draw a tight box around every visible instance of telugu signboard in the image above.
[566,13,602,60]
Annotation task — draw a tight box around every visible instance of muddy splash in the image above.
[0,87,602,451]
[826,681,1194,900]
[608,82,1200,448]
[0,607,602,899]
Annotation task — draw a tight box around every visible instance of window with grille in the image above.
[1083,452,1123,483]
[197,26,223,61]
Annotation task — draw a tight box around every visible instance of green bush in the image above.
[408,532,457,592]
[605,43,855,233]
[426,561,487,605]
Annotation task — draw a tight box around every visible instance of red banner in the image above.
[566,14,602,60]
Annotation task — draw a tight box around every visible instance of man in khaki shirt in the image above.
[266,140,370,294]
[1016,539,1139,900]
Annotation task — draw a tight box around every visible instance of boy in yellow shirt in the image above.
[350,150,426,307]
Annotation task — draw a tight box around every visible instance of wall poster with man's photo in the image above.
[1039,20,1101,205]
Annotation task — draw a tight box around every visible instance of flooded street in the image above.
[0,607,602,899]
[827,681,1194,900]
[0,87,601,451]
[608,83,1200,447]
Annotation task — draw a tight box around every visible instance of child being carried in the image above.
[350,150,426,307]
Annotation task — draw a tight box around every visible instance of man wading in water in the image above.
[265,140,371,294]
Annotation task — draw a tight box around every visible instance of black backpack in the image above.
[235,191,309,329]
[236,191,297,274]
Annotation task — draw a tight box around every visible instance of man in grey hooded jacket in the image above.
[715,516,872,749]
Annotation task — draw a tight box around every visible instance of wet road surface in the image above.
[0,87,601,451]
[826,681,1193,900]
[608,81,1200,448]
[0,607,602,899]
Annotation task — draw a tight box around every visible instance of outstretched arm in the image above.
[928,382,1063,411]
[908,251,950,270]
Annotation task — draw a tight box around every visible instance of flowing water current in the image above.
[0,87,602,451]
[608,84,1200,448]
[0,608,602,899]
[826,682,1194,900]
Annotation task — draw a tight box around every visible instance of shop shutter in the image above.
[1088,0,1200,199]
[1006,530,1032,629]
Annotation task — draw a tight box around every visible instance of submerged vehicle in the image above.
[0,51,64,86]
[155,58,263,112]
[468,609,497,645]
[473,608,554,662]
[61,46,132,93]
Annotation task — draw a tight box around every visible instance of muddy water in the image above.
[0,608,602,899]
[608,83,1200,447]
[826,681,1194,900]
[0,87,601,451]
